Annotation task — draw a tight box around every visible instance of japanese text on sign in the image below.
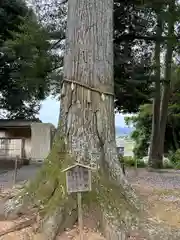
[66,165,91,193]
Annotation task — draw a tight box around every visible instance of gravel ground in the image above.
[0,166,179,239]
[0,164,41,190]
[0,165,180,190]
[126,168,180,189]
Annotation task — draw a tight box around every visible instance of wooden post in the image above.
[77,192,83,240]
[135,157,138,176]
[62,163,94,240]
[13,156,18,186]
[21,138,25,162]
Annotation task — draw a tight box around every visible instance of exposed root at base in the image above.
[3,192,180,239]
[0,216,35,237]
[3,165,180,240]
[37,203,77,240]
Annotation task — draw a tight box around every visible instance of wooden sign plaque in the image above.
[62,163,92,194]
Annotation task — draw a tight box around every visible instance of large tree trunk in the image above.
[148,9,162,168]
[60,0,141,211]
[5,0,140,236]
[3,0,180,240]
[157,0,175,160]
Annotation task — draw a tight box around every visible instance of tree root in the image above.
[3,194,32,220]
[95,171,180,240]
[36,202,77,240]
[33,172,180,240]
[101,211,180,240]
[0,216,36,237]
[3,148,180,240]
[3,169,180,240]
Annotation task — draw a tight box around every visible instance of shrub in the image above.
[137,160,146,168]
[168,149,180,169]
[174,162,180,169]
[119,156,146,168]
[122,156,135,167]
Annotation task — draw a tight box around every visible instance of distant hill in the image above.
[115,126,133,136]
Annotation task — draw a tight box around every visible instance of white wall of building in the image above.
[31,123,53,162]
[116,137,134,157]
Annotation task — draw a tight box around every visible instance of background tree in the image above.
[156,0,176,163]
[147,0,178,168]
[0,0,60,119]
[114,0,154,113]
[148,6,163,168]
[127,65,180,159]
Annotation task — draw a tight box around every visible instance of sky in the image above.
[39,96,128,127]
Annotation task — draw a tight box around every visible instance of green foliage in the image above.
[125,104,152,159]
[20,131,76,215]
[127,64,180,158]
[0,18,52,118]
[114,1,153,113]
[0,0,60,119]
[168,149,180,169]
[119,156,146,168]
[0,0,28,42]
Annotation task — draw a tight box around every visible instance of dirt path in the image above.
[127,168,180,189]
[127,168,180,228]
[0,164,41,190]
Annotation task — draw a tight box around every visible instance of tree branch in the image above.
[50,39,62,50]
[115,33,180,43]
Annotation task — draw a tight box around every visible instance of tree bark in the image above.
[60,0,142,212]
[148,9,162,168]
[5,0,142,236]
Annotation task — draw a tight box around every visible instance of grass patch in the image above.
[119,156,146,168]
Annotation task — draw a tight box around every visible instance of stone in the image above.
[142,156,171,166]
